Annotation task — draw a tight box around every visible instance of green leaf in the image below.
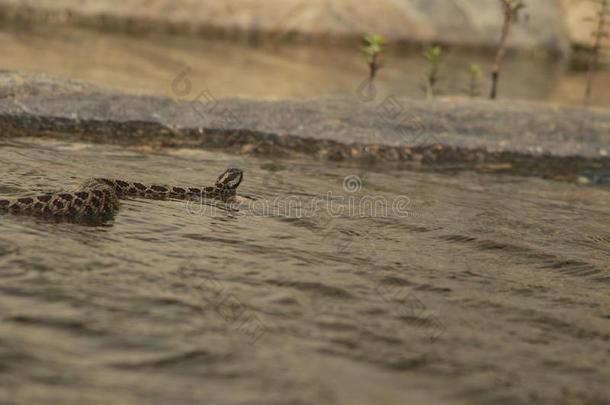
[423,45,443,64]
[468,63,483,76]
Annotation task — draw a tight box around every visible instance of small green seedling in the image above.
[490,0,527,100]
[423,45,443,99]
[361,34,387,84]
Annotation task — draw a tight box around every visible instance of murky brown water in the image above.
[0,138,609,404]
[1,25,609,106]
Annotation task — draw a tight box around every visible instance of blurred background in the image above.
[2,3,610,405]
[0,0,609,106]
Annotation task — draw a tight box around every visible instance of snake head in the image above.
[215,168,243,190]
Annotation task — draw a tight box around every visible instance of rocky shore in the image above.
[1,71,609,183]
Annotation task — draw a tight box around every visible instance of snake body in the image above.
[0,168,243,221]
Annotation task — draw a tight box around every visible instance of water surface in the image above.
[0,138,609,404]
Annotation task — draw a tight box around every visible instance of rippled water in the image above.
[0,138,609,405]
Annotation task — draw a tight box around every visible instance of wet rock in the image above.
[0,70,608,181]
[0,69,115,100]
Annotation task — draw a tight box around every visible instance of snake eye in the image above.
[215,168,243,190]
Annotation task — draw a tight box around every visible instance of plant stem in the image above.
[584,0,608,105]
[369,54,380,82]
[427,64,439,99]
[490,2,517,100]
[469,75,478,98]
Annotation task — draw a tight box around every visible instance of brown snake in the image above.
[0,168,243,222]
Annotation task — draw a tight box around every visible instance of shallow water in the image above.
[1,25,609,106]
[0,138,609,405]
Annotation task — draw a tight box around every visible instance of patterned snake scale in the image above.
[0,168,243,222]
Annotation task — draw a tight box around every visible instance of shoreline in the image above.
[1,71,609,183]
